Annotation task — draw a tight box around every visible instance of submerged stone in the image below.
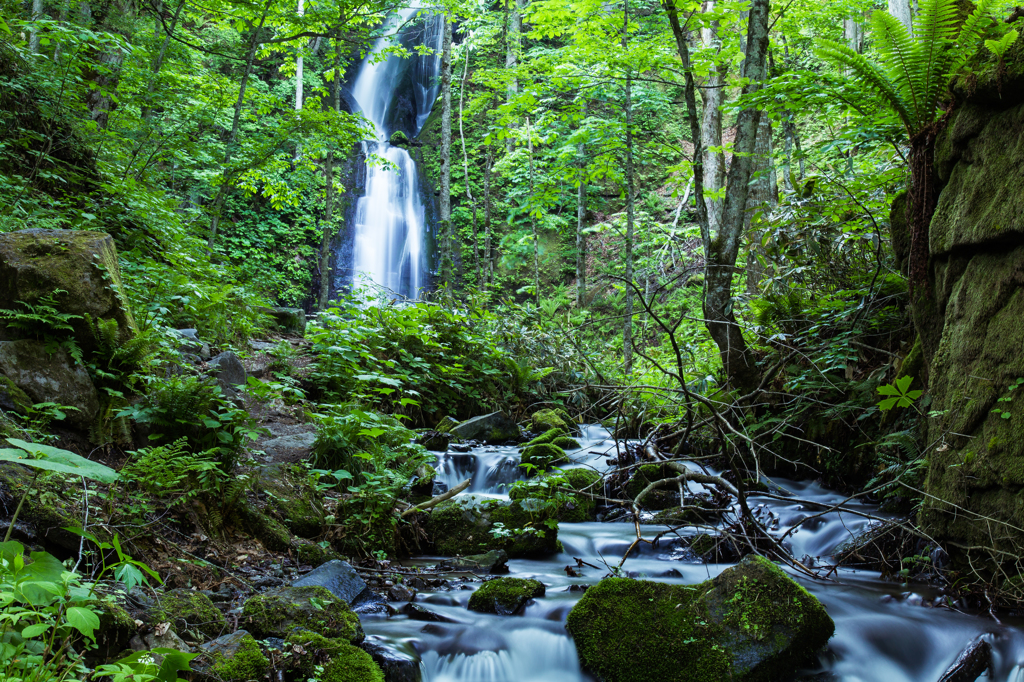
[467,577,546,615]
[566,555,834,682]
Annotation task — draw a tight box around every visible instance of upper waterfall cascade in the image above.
[349,7,443,300]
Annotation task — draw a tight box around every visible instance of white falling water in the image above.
[349,7,443,299]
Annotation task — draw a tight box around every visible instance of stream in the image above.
[362,425,1024,682]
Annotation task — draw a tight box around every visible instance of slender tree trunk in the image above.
[317,37,342,310]
[703,0,770,392]
[700,1,727,235]
[623,1,634,375]
[483,109,495,288]
[143,0,186,122]
[440,16,453,285]
[458,42,480,285]
[505,0,523,152]
[576,118,587,308]
[30,0,44,54]
[744,113,777,294]
[209,0,271,249]
[888,0,913,34]
[527,116,539,305]
[662,0,708,244]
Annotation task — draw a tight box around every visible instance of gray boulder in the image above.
[361,637,422,682]
[440,549,509,574]
[0,340,99,429]
[208,351,246,397]
[293,559,368,606]
[174,329,211,360]
[264,306,306,335]
[451,411,521,444]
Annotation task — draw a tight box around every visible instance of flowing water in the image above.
[347,7,442,299]
[363,425,1024,682]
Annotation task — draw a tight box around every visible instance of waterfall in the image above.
[348,7,443,300]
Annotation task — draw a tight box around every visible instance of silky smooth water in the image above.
[364,426,1024,682]
[348,7,442,299]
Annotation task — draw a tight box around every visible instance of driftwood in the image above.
[937,637,991,682]
[399,478,471,518]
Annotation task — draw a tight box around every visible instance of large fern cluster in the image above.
[816,0,995,136]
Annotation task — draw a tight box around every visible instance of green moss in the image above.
[260,464,325,538]
[88,599,136,661]
[233,498,292,552]
[389,130,410,146]
[293,538,342,567]
[551,436,581,450]
[624,464,674,500]
[320,644,386,682]
[524,428,568,447]
[152,589,227,640]
[531,408,574,434]
[0,375,30,414]
[284,632,388,681]
[241,586,363,642]
[435,416,460,434]
[468,577,546,615]
[427,498,559,558]
[521,443,567,471]
[210,633,269,682]
[566,556,834,682]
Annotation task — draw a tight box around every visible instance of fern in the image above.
[816,0,994,136]
[867,429,926,504]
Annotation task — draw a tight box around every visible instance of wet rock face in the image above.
[915,55,1024,584]
[0,340,99,429]
[293,559,369,606]
[565,555,834,682]
[467,577,546,616]
[450,411,522,444]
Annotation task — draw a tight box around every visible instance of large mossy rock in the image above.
[0,340,99,430]
[241,585,364,642]
[426,497,558,558]
[198,631,270,682]
[914,32,1024,591]
[566,555,834,682]
[151,588,227,640]
[450,411,521,443]
[0,230,135,349]
[468,577,545,615]
[530,408,576,435]
[257,463,325,538]
[264,306,307,335]
[286,631,386,682]
[520,442,567,471]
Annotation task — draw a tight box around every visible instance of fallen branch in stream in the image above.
[398,479,471,518]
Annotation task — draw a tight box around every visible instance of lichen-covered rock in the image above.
[0,463,83,553]
[151,588,227,640]
[241,585,364,642]
[199,631,269,682]
[0,229,136,350]
[566,555,834,682]
[468,577,546,615]
[451,411,521,443]
[232,498,293,552]
[520,443,567,471]
[441,549,509,574]
[530,408,576,434]
[426,497,558,558]
[293,538,343,567]
[0,340,99,430]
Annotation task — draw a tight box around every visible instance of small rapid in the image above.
[363,427,1024,681]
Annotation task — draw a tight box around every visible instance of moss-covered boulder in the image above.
[530,408,576,434]
[264,306,306,335]
[468,577,546,615]
[285,630,386,681]
[566,555,834,682]
[0,340,100,430]
[199,631,269,682]
[151,588,227,640]
[509,468,601,523]
[0,375,30,416]
[520,443,567,471]
[623,463,679,509]
[0,229,136,350]
[293,538,343,567]
[241,585,364,642]
[0,462,82,554]
[551,436,581,450]
[258,464,325,538]
[88,599,137,662]
[426,497,559,558]
[232,498,292,552]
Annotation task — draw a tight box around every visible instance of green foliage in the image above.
[815,0,996,135]
[0,290,83,365]
[0,439,118,484]
[985,28,1020,58]
[877,375,923,411]
[866,429,926,506]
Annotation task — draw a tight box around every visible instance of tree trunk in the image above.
[623,1,634,375]
[700,1,727,236]
[527,116,539,305]
[702,0,770,392]
[888,0,913,34]
[505,0,523,152]
[744,113,777,294]
[440,16,454,286]
[483,116,495,288]
[458,42,480,285]
[30,0,44,54]
[143,0,186,122]
[576,123,587,308]
[317,36,342,310]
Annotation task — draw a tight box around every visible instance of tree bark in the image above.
[483,110,495,288]
[527,116,539,305]
[623,0,634,375]
[458,41,480,285]
[888,0,913,34]
[317,36,342,310]
[700,1,727,236]
[440,16,453,285]
[702,0,770,392]
[744,113,777,294]
[30,0,44,54]
[576,117,587,309]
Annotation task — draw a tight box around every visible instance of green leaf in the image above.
[1,440,119,484]
[65,606,100,639]
[20,623,50,638]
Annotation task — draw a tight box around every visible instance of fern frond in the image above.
[912,0,959,124]
[816,39,915,130]
[869,11,927,129]
[950,0,996,75]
